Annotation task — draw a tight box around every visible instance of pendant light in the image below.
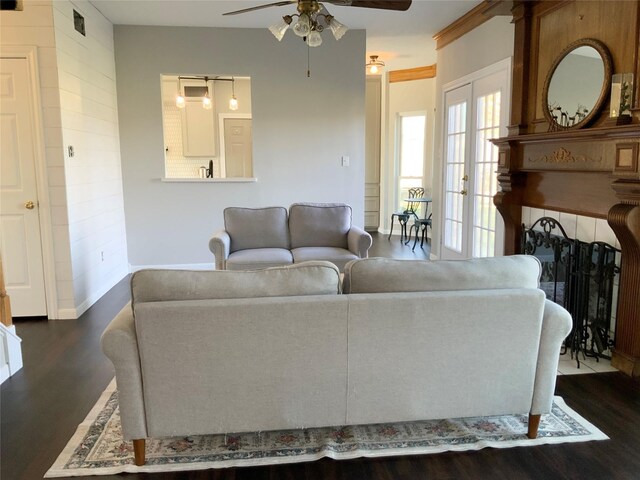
[175,77,186,109]
[229,77,239,111]
[202,76,212,110]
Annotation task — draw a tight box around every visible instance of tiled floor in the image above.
[557,353,618,375]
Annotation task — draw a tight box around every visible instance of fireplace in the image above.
[521,217,621,367]
[490,1,640,376]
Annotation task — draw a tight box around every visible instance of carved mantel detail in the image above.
[529,147,602,164]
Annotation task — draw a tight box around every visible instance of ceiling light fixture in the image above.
[175,75,239,111]
[229,77,239,111]
[267,0,347,47]
[366,55,385,75]
[202,76,213,110]
[176,77,186,109]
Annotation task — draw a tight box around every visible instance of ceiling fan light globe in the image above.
[293,13,311,37]
[269,17,290,41]
[307,30,323,47]
[175,94,186,109]
[328,18,347,40]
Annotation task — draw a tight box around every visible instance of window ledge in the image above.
[161,177,257,183]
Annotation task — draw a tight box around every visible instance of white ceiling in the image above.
[90,0,480,67]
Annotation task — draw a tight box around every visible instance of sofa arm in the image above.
[347,227,373,258]
[209,229,231,270]
[530,299,573,415]
[100,304,147,440]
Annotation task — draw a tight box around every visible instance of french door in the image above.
[441,62,510,260]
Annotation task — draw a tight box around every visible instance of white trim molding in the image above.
[160,177,257,183]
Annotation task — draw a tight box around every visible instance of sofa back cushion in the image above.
[224,206,289,253]
[289,203,351,249]
[343,255,541,294]
[131,261,341,307]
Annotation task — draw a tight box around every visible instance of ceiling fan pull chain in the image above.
[307,41,311,78]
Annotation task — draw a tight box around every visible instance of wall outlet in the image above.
[68,145,74,157]
[341,155,350,167]
[101,251,104,262]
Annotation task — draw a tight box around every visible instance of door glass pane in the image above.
[472,91,501,258]
[443,101,466,253]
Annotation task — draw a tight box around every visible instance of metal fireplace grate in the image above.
[521,217,620,367]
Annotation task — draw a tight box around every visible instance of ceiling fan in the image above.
[223,0,412,47]
[223,1,412,16]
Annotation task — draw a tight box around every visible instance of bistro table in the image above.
[402,197,432,250]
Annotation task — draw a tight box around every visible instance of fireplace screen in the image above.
[521,217,620,367]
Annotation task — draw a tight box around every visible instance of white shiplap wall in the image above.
[52,0,128,316]
[0,0,76,316]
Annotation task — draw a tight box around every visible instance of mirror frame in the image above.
[542,38,612,130]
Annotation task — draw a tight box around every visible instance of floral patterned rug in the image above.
[46,380,608,477]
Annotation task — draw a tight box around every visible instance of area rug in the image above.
[46,380,608,477]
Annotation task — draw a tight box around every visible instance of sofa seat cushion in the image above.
[224,206,290,253]
[227,248,293,271]
[131,260,340,306]
[343,255,541,294]
[289,203,351,249]
[292,247,359,272]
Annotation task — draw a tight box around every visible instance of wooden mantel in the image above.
[493,0,640,376]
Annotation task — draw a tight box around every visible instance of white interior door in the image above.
[441,62,510,260]
[0,57,47,316]
[223,118,253,178]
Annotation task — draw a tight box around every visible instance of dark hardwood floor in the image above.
[2,233,639,479]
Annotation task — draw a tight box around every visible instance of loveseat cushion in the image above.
[292,247,359,273]
[131,261,340,306]
[224,206,290,253]
[289,203,351,249]
[342,255,541,294]
[227,248,293,271]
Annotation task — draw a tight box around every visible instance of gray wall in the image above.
[114,26,366,267]
[432,17,514,259]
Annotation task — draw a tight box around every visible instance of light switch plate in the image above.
[341,155,350,167]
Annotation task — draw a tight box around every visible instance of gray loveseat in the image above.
[101,255,572,466]
[209,203,372,271]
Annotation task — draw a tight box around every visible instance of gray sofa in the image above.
[209,203,372,271]
[101,255,572,466]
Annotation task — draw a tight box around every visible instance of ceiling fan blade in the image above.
[223,1,296,16]
[324,0,412,11]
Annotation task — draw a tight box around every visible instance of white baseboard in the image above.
[430,253,439,260]
[56,308,78,320]
[129,263,215,273]
[54,266,129,320]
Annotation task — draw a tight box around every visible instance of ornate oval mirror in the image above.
[543,39,612,130]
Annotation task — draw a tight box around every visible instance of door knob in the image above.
[25,201,35,210]
[459,189,468,196]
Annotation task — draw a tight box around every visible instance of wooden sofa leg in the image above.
[133,439,146,466]
[528,414,541,439]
